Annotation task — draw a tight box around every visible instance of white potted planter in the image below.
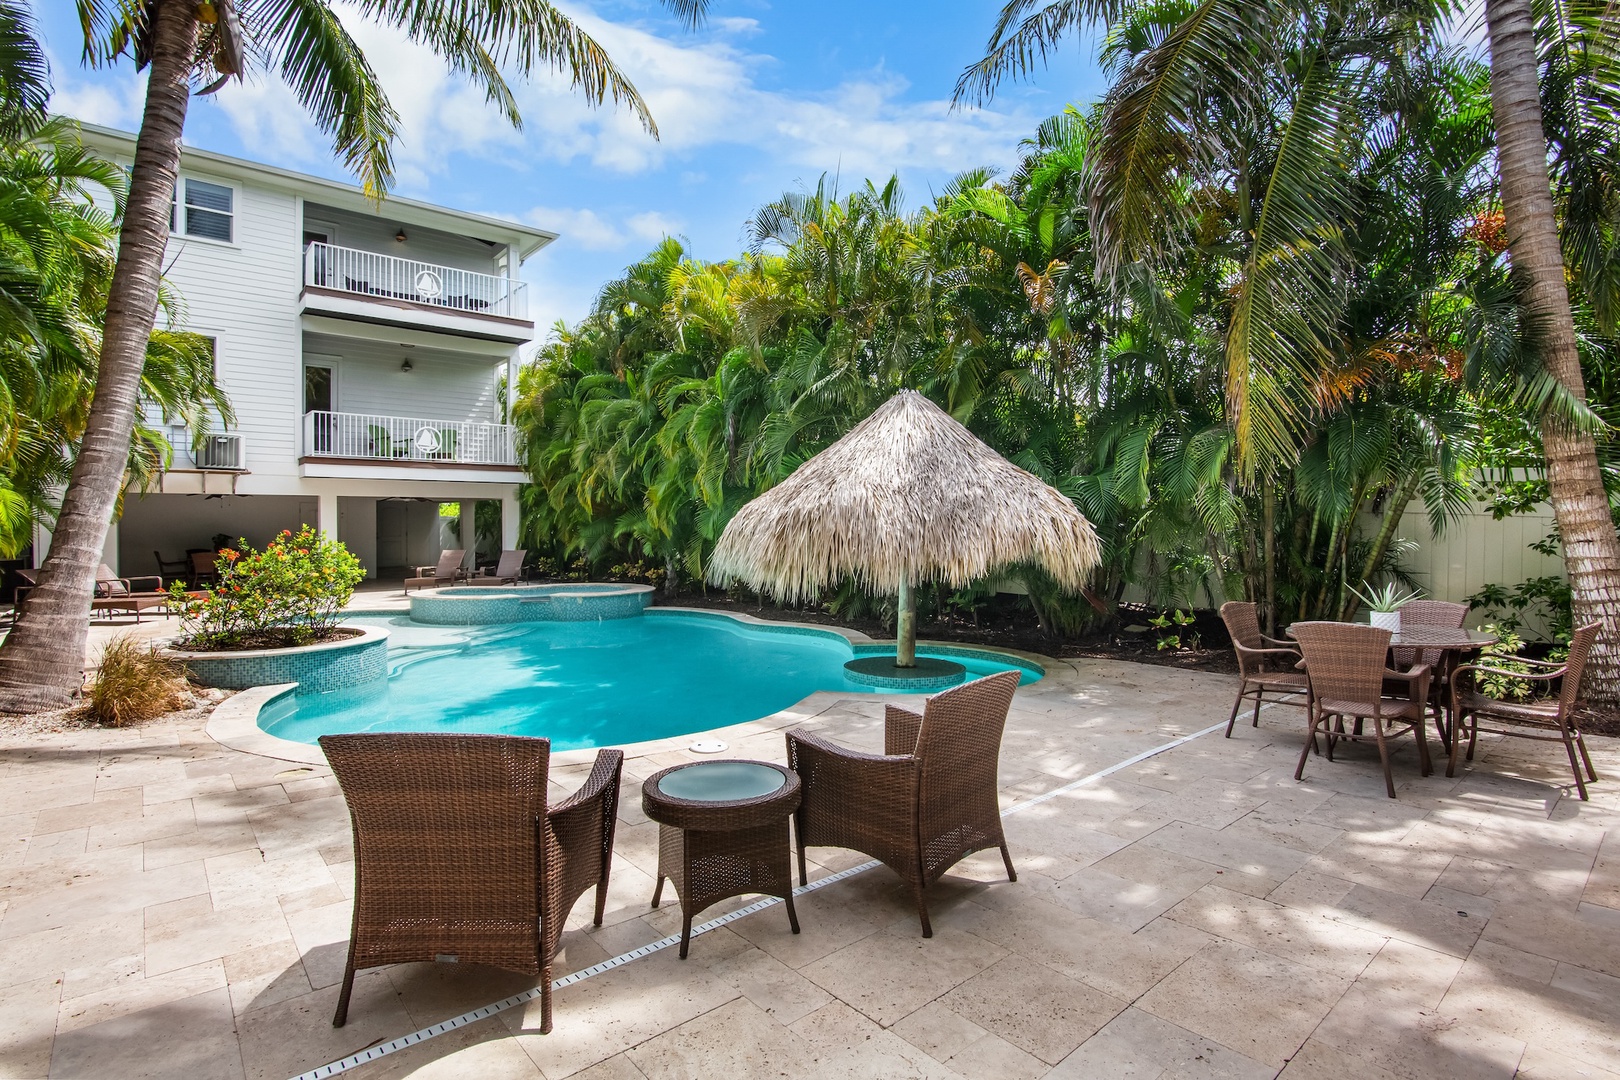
[1368,609,1401,632]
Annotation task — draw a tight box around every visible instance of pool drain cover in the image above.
[689,739,728,754]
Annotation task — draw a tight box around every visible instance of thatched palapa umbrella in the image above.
[709,390,1101,674]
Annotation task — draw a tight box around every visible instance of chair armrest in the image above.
[884,705,923,756]
[1451,663,1564,687]
[126,575,163,593]
[548,747,624,820]
[786,728,917,857]
[1516,656,1569,669]
[1237,644,1302,659]
[1383,663,1433,703]
[1260,635,1301,651]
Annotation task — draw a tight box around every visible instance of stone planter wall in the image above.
[165,624,389,694]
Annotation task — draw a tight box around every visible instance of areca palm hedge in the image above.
[514,0,1620,695]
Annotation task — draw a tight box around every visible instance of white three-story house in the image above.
[57,123,556,581]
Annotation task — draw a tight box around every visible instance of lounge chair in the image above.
[92,564,169,623]
[154,550,189,577]
[786,669,1022,936]
[404,549,467,593]
[320,733,623,1034]
[463,549,527,586]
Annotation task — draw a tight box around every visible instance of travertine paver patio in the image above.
[2,619,1619,1079]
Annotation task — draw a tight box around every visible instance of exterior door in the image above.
[304,358,337,454]
[377,501,408,569]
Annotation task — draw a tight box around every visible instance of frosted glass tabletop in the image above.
[657,761,786,802]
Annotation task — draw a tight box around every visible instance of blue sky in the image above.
[33,2,1107,341]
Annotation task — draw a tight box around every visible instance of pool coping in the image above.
[203,606,1056,768]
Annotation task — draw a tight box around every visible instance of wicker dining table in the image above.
[642,759,801,959]
[1287,623,1497,743]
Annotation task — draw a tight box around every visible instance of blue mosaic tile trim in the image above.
[183,634,388,695]
[410,586,651,625]
[644,608,855,645]
[852,642,1046,676]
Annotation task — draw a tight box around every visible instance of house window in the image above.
[170,178,234,243]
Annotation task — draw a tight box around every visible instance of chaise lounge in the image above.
[462,549,527,586]
[404,549,467,593]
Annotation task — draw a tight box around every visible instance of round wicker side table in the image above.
[641,759,801,958]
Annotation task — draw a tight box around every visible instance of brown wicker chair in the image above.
[319,733,623,1033]
[1219,601,1309,737]
[1392,600,1470,669]
[785,669,1021,937]
[1449,622,1602,799]
[1291,622,1433,798]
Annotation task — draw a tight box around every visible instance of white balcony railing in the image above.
[302,242,528,319]
[302,411,518,467]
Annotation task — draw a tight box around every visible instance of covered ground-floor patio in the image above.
[0,610,1617,1079]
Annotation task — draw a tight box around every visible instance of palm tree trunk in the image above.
[1487,0,1620,702]
[1262,477,1277,634]
[0,1,198,713]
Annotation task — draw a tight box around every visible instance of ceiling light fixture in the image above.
[400,359,413,373]
[395,228,407,243]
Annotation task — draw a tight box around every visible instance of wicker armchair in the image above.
[785,669,1021,937]
[319,733,623,1034]
[1449,622,1602,799]
[1291,622,1433,798]
[1219,601,1309,737]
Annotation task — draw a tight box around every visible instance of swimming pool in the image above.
[259,609,1041,750]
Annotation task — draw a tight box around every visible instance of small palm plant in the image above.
[1348,581,1424,630]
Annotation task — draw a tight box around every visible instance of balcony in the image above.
[300,243,532,343]
[300,411,521,481]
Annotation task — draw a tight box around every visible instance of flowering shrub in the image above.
[169,525,365,649]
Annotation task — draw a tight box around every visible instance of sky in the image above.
[32,1,1109,343]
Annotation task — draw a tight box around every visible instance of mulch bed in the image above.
[173,626,363,652]
[650,591,1239,674]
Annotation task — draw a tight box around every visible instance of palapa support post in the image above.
[896,574,917,668]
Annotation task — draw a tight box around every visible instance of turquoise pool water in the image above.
[259,610,1041,750]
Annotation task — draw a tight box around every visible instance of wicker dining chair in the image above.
[1449,622,1602,799]
[319,733,623,1034]
[1219,601,1309,737]
[1392,600,1470,669]
[1291,622,1433,798]
[785,669,1021,938]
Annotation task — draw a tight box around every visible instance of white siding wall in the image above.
[159,173,304,482]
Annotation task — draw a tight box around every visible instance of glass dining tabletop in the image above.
[1283,624,1497,649]
[656,760,787,802]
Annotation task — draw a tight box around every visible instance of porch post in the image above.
[458,500,478,571]
[501,493,520,552]
[316,492,339,541]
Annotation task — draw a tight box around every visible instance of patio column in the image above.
[458,500,477,570]
[501,493,520,552]
[316,492,339,541]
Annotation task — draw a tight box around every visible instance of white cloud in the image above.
[523,205,682,251]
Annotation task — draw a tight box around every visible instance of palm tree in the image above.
[0,0,709,713]
[959,0,1620,699]
[1482,0,1620,694]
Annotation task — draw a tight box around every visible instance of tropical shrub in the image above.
[84,634,190,726]
[1472,626,1536,702]
[169,525,365,650]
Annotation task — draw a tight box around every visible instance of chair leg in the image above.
[1373,717,1396,799]
[651,875,665,908]
[1251,688,1263,727]
[1447,709,1466,779]
[593,872,610,927]
[1414,712,1432,777]
[912,877,933,939]
[1226,687,1246,738]
[1294,711,1318,781]
[1561,729,1590,801]
[331,952,357,1028]
[1576,731,1600,782]
[539,965,553,1035]
[796,839,809,888]
[999,842,1017,883]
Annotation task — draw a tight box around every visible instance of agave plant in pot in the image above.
[1348,581,1424,632]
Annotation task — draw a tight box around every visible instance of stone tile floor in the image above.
[2,616,1619,1078]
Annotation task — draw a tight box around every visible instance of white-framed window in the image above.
[170,177,235,243]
